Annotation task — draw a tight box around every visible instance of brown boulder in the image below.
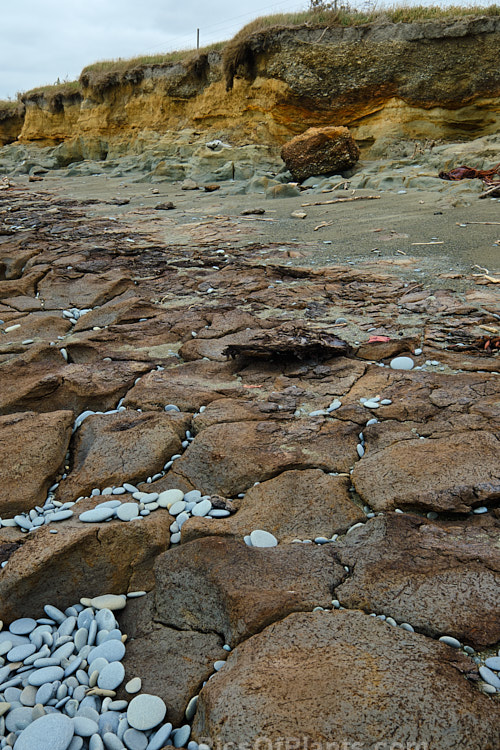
[336,513,500,649]
[154,537,347,646]
[57,410,189,503]
[169,418,358,495]
[192,610,500,750]
[281,126,359,183]
[181,469,364,544]
[352,430,500,513]
[0,410,73,516]
[0,496,170,622]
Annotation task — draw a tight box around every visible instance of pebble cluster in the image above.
[0,595,202,750]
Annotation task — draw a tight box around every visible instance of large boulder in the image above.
[192,610,500,750]
[280,126,359,183]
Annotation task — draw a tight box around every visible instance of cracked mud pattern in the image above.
[0,185,499,749]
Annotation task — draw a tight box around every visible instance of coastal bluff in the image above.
[1,15,500,158]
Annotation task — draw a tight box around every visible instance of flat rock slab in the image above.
[182,469,364,543]
[352,430,500,512]
[336,513,500,649]
[0,355,150,415]
[123,360,242,413]
[0,410,73,515]
[118,624,225,726]
[192,610,500,750]
[57,410,189,503]
[36,268,132,309]
[154,536,347,646]
[0,496,170,622]
[168,419,359,496]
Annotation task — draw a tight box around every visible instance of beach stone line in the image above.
[127,693,167,731]
[192,609,500,750]
[181,470,364,545]
[13,711,74,750]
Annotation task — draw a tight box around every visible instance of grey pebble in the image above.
[123,727,148,750]
[13,711,75,750]
[173,725,191,748]
[98,661,125,690]
[485,656,500,670]
[74,716,99,736]
[79,508,116,523]
[438,635,461,649]
[479,666,500,689]
[127,693,166,731]
[146,723,172,750]
[9,618,37,636]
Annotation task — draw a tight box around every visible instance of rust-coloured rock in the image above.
[281,126,360,182]
[181,469,364,544]
[192,610,500,750]
[154,536,347,646]
[336,513,500,649]
[0,410,73,515]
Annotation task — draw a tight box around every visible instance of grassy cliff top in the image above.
[8,4,500,104]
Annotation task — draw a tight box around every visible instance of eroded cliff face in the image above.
[3,16,500,157]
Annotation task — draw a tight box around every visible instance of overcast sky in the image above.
[0,0,488,100]
[0,0,307,100]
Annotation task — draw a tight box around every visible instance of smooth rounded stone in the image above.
[146,723,172,750]
[170,532,181,544]
[357,444,365,458]
[185,694,198,721]
[183,490,202,503]
[5,705,33,732]
[116,503,140,522]
[88,640,125,664]
[96,610,116,632]
[390,356,414,370]
[0,640,14,656]
[20,685,37,707]
[108,700,128,711]
[0,665,10,683]
[68,737,84,750]
[157,490,184,508]
[7,643,36,662]
[27,665,65,686]
[123,727,148,750]
[9,619,37,636]
[73,716,99,737]
[50,510,74,523]
[98,500,123,510]
[244,534,253,547]
[89,595,127,612]
[127,694,167,731]
[99,711,120,735]
[164,404,180,412]
[103,733,125,750]
[98,662,125,691]
[126,591,146,599]
[439,635,461,649]
[187,742,199,750]
[77,609,94,631]
[485,657,500,671]
[90,735,105,750]
[125,677,141,694]
[14,515,33,530]
[192,499,212,517]
[79,508,116,523]
[362,400,380,409]
[89,656,109,676]
[112,488,127,495]
[13,712,75,750]
[74,628,88,652]
[479,666,500,689]
[327,399,342,412]
[249,529,278,548]
[209,509,230,518]
[4,687,22,702]
[173,724,191,748]
[0,702,11,717]
[213,660,226,671]
[176,511,190,529]
[88,619,98,647]
[168,500,186,516]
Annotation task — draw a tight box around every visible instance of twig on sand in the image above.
[301,195,381,207]
[411,241,444,245]
[457,221,500,226]
[314,221,334,231]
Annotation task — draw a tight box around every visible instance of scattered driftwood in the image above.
[479,183,500,199]
[223,324,351,361]
[301,195,380,207]
[314,221,333,231]
[457,221,500,226]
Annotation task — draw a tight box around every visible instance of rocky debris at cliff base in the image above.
[281,126,360,183]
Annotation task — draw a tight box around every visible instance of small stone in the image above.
[89,595,127,611]
[125,677,142,694]
[249,529,278,548]
[146,723,172,750]
[192,499,212,517]
[173,724,191,748]
[28,665,65,686]
[362,400,380,409]
[9,618,37,636]
[79,508,116,523]
[438,635,461,649]
[13,711,74,750]
[157,489,184,508]
[390,356,414,370]
[185,694,198,720]
[123,727,148,750]
[485,657,500,670]
[97,661,125,690]
[127,693,167,731]
[7,643,36,661]
[73,716,99,737]
[479,666,500,689]
[50,510,74,522]
[168,500,186,516]
[116,503,139,522]
[87,640,126,663]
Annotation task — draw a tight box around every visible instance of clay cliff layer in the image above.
[1,16,500,156]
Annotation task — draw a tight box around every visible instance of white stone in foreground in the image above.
[89,594,126,611]
[14,712,74,750]
[249,530,278,548]
[390,356,414,370]
[127,693,167,731]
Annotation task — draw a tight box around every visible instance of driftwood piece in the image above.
[223,324,351,361]
[301,195,381,207]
